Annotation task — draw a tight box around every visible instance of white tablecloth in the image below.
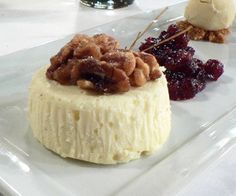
[0,0,236,195]
[0,0,185,56]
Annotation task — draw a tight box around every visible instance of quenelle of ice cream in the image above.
[185,0,236,31]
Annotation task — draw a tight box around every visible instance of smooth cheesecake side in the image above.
[28,67,171,164]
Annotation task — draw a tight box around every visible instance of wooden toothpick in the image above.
[129,31,142,50]
[141,26,192,52]
[128,7,168,50]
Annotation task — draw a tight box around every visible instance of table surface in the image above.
[0,0,236,195]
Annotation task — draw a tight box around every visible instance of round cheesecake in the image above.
[28,67,171,164]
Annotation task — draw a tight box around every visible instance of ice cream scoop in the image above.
[184,0,236,31]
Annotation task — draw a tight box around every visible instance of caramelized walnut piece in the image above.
[177,21,229,43]
[47,44,74,80]
[50,34,92,67]
[93,34,119,54]
[49,34,111,68]
[46,34,119,84]
[69,60,80,84]
[130,68,147,87]
[135,57,150,79]
[130,52,162,86]
[77,80,95,90]
[69,34,94,49]
[73,42,102,60]
[76,57,130,93]
[52,63,74,85]
[101,50,136,76]
[137,52,162,80]
[100,62,131,92]
[130,56,149,87]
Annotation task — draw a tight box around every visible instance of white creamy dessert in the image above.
[28,67,171,164]
[185,0,236,31]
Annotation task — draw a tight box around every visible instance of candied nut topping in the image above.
[135,57,150,78]
[130,68,147,87]
[93,34,120,54]
[73,42,102,60]
[77,80,95,90]
[177,21,230,43]
[46,34,162,93]
[101,50,136,76]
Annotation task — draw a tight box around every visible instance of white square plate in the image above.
[0,2,236,195]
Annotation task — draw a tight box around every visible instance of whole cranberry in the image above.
[183,58,207,81]
[204,59,224,81]
[164,49,193,71]
[168,78,199,100]
[167,24,179,36]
